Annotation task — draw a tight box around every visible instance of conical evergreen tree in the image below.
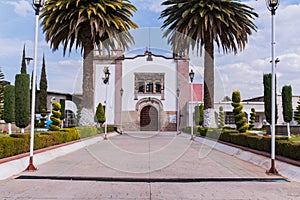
[21,45,27,74]
[39,55,48,113]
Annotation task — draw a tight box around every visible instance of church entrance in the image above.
[140,106,158,131]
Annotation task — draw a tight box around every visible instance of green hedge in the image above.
[0,127,99,159]
[204,130,300,161]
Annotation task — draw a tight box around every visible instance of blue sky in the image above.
[0,0,300,101]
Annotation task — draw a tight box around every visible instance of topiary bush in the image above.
[231,90,249,133]
[218,106,225,128]
[50,102,61,131]
[249,108,256,130]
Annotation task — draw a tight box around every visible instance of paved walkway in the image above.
[0,132,300,199]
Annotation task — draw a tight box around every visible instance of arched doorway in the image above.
[140,106,158,131]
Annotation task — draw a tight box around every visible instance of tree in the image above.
[160,0,258,127]
[231,90,248,133]
[222,96,232,102]
[38,55,48,113]
[249,108,256,130]
[3,85,15,134]
[282,85,293,138]
[0,67,6,120]
[199,104,204,126]
[60,99,65,128]
[218,106,225,128]
[40,0,138,116]
[263,73,278,124]
[15,74,30,133]
[96,103,106,124]
[50,102,61,131]
[21,45,27,74]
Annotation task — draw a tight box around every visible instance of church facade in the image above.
[92,47,192,131]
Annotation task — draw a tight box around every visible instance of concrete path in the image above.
[0,132,300,199]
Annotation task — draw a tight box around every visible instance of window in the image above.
[146,82,153,93]
[155,82,161,93]
[138,81,144,93]
[134,73,165,100]
[225,112,235,125]
[255,115,260,123]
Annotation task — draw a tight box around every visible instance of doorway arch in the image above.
[140,106,158,131]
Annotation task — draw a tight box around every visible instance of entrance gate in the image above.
[140,106,158,131]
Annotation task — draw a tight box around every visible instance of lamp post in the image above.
[176,88,180,135]
[120,88,124,134]
[266,0,279,174]
[50,97,56,116]
[25,0,44,171]
[189,69,195,141]
[103,67,110,140]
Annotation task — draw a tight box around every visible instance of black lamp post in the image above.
[176,88,180,134]
[25,0,45,171]
[189,69,195,141]
[103,67,110,140]
[266,0,279,175]
[120,88,124,134]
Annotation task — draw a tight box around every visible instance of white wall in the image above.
[95,64,116,124]
[122,57,177,112]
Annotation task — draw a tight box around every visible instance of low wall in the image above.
[266,125,300,135]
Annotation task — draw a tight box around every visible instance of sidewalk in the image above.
[0,132,300,199]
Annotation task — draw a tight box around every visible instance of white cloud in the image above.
[4,0,31,17]
[132,0,165,13]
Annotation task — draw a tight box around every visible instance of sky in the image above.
[0,0,300,101]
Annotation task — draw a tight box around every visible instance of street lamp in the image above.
[102,67,110,140]
[266,0,279,175]
[25,0,44,171]
[189,69,195,141]
[120,88,124,134]
[50,97,56,116]
[176,88,180,135]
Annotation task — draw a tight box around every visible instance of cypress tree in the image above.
[263,73,278,124]
[39,55,48,113]
[21,45,27,74]
[60,99,65,128]
[15,74,30,132]
[4,85,15,134]
[199,104,204,126]
[231,90,249,133]
[282,85,293,138]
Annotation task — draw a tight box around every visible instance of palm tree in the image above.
[160,0,258,127]
[40,0,137,116]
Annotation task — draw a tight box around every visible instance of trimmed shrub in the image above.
[231,90,249,133]
[3,85,15,123]
[218,106,225,128]
[15,74,30,130]
[95,103,105,124]
[249,108,256,130]
[50,102,61,131]
[197,126,208,136]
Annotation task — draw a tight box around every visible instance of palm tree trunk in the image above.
[82,41,95,111]
[203,39,217,128]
